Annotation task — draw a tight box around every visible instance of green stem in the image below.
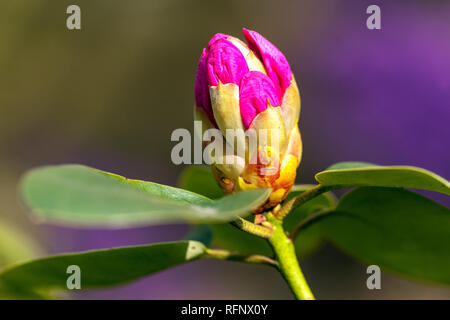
[266,213,315,300]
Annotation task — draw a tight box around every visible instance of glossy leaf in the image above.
[316,162,450,195]
[102,170,211,205]
[325,162,375,170]
[0,240,205,299]
[21,165,270,227]
[319,187,450,284]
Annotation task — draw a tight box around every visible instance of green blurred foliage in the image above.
[0,222,41,269]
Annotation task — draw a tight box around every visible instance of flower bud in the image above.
[194,28,302,212]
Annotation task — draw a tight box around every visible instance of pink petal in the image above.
[194,33,230,126]
[206,39,249,86]
[242,28,292,98]
[194,48,217,125]
[239,71,281,128]
[208,33,229,48]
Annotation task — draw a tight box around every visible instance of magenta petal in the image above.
[194,48,217,125]
[194,33,229,128]
[207,33,229,48]
[206,39,249,86]
[194,33,230,126]
[239,71,281,128]
[242,28,292,98]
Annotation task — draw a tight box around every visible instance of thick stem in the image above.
[266,213,315,300]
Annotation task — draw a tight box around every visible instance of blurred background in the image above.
[0,0,449,299]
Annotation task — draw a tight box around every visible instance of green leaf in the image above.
[319,187,450,284]
[21,165,270,227]
[0,240,205,298]
[316,162,450,195]
[101,170,211,205]
[325,162,376,170]
[178,166,223,199]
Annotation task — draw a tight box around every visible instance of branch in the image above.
[203,248,278,267]
[274,184,336,220]
[231,216,273,239]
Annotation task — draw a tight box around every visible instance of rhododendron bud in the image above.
[194,28,301,212]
